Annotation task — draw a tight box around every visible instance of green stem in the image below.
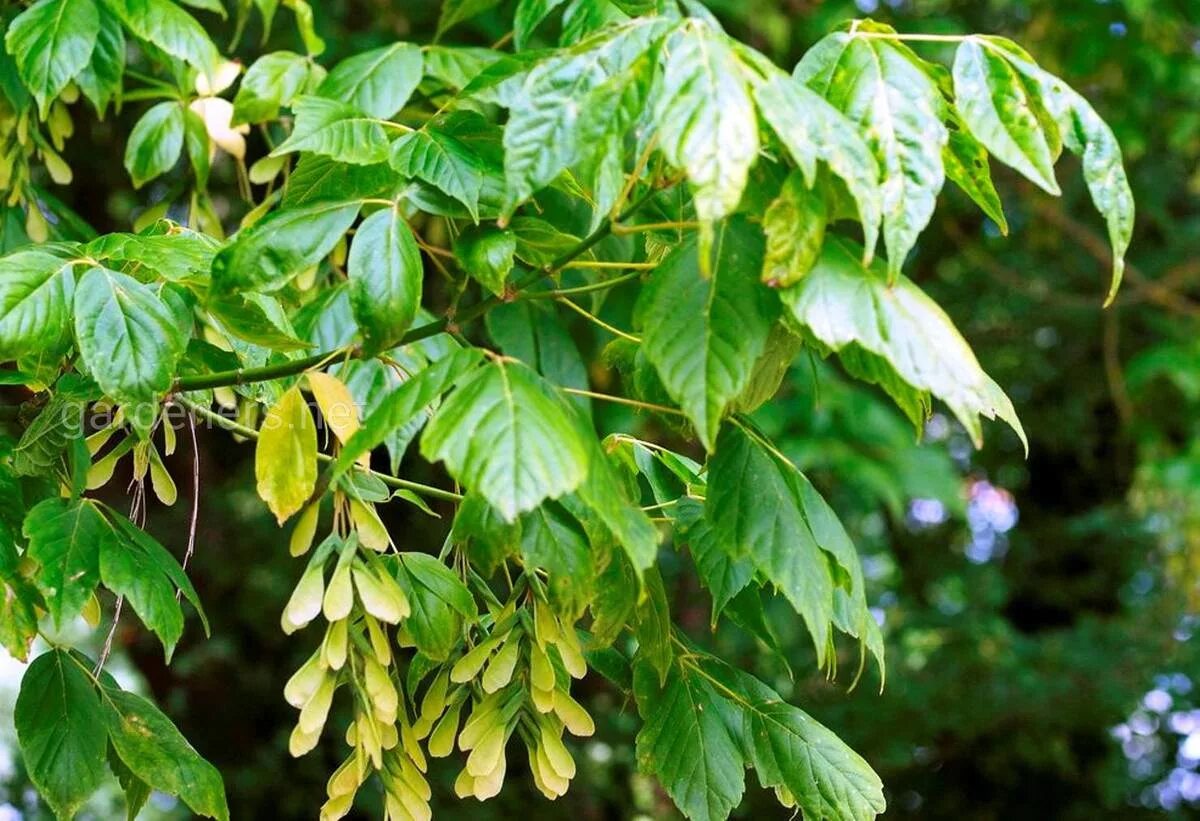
[560,387,684,417]
[121,88,178,103]
[556,297,641,343]
[522,269,645,299]
[173,346,353,392]
[178,397,461,502]
[563,260,657,270]
[124,68,179,92]
[171,186,662,393]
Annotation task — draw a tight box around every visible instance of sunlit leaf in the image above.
[255,385,318,523]
[637,217,778,450]
[421,359,591,521]
[780,237,1025,449]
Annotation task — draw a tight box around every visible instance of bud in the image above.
[353,565,409,624]
[282,562,326,634]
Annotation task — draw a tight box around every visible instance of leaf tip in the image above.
[1103,258,1124,308]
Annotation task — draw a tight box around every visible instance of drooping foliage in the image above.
[0,0,1132,818]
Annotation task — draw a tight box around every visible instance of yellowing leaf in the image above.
[306,371,362,449]
[256,386,318,523]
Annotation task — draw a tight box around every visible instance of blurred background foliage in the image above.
[2,0,1199,819]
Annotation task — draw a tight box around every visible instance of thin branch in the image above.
[556,297,641,343]
[522,269,644,299]
[562,260,658,270]
[172,345,353,393]
[560,387,685,417]
[177,397,462,502]
[176,410,201,604]
[94,597,124,676]
[171,186,664,394]
[612,219,700,236]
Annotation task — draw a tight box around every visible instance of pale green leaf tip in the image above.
[1014,417,1030,458]
[998,403,1030,458]
[1103,258,1124,308]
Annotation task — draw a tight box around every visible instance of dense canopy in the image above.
[0,0,1191,819]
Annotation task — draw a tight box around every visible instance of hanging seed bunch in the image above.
[409,585,596,803]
